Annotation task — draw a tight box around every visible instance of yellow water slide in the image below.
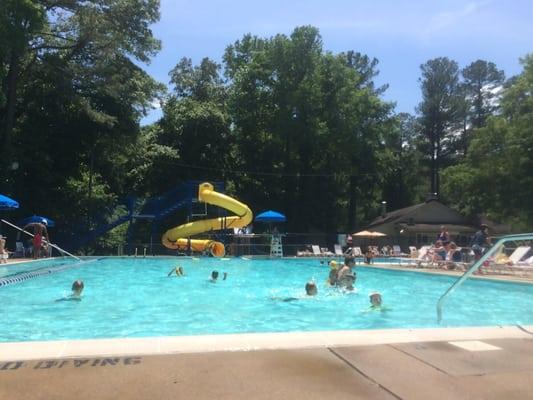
[161,182,253,257]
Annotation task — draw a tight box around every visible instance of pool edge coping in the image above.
[1,325,532,361]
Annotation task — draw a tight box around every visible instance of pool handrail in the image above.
[1,219,81,261]
[437,232,533,322]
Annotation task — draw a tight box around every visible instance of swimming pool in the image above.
[1,257,532,342]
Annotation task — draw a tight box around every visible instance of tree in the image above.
[0,0,161,166]
[462,60,505,129]
[381,113,427,209]
[457,60,505,155]
[223,26,394,231]
[442,55,533,230]
[417,57,463,195]
[2,0,163,246]
[158,57,231,184]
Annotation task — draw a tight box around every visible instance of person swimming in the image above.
[272,281,317,302]
[305,281,318,296]
[370,292,382,307]
[167,266,184,277]
[327,260,339,286]
[364,292,390,312]
[336,257,356,290]
[56,280,84,302]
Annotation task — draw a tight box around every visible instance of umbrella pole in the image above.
[1,219,81,261]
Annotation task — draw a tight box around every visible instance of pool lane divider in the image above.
[0,259,95,287]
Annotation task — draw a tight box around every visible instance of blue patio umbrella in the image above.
[255,210,286,223]
[0,194,19,210]
[18,215,55,228]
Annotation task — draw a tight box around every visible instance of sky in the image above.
[140,0,533,124]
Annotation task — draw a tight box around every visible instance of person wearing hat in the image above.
[470,224,490,260]
[364,292,391,312]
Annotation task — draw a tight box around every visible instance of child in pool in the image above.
[56,280,84,302]
[272,281,317,302]
[327,260,339,286]
[336,257,356,290]
[365,292,391,312]
[305,281,317,296]
[209,271,227,282]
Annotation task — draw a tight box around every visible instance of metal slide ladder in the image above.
[437,233,533,322]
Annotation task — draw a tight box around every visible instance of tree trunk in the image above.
[348,174,357,230]
[435,135,441,195]
[1,49,21,160]
[430,135,437,195]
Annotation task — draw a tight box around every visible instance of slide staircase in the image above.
[67,181,225,252]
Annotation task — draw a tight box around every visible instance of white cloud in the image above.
[417,1,493,41]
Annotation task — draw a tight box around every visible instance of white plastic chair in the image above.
[393,245,404,257]
[311,245,322,256]
[15,242,26,257]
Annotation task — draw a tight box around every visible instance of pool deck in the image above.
[1,326,532,399]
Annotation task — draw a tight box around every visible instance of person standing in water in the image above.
[56,280,84,302]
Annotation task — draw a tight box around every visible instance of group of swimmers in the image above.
[279,256,387,310]
[167,266,227,282]
[324,256,388,311]
[59,260,384,309]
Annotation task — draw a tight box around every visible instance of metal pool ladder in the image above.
[437,233,533,323]
[1,218,81,261]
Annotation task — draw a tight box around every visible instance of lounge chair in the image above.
[351,246,363,257]
[321,247,335,257]
[414,245,433,268]
[393,245,406,257]
[513,255,533,277]
[296,249,312,257]
[334,244,344,257]
[508,246,531,264]
[488,246,531,275]
[311,245,324,257]
[517,254,533,266]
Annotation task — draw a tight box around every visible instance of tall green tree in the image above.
[0,0,161,165]
[456,60,505,155]
[442,55,533,230]
[224,26,394,231]
[462,60,505,129]
[1,0,163,245]
[157,57,230,185]
[417,57,463,195]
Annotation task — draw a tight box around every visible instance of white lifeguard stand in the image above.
[270,234,283,257]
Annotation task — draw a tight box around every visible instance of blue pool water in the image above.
[1,257,532,342]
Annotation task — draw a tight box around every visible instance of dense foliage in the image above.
[1,1,531,252]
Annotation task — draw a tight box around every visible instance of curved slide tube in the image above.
[162,182,253,257]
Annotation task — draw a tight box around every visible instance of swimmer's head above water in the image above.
[369,292,382,307]
[305,281,317,296]
[71,280,84,297]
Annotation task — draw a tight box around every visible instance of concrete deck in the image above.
[1,327,533,400]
